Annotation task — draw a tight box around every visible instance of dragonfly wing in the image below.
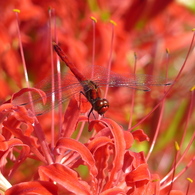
[84,65,170,91]
[36,83,83,115]
[12,72,83,116]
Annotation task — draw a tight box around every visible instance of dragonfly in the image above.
[12,43,171,117]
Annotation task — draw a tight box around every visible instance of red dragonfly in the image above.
[13,43,171,117]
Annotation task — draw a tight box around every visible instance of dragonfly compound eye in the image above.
[94,98,109,115]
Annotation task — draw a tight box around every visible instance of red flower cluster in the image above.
[1,94,160,194]
[0,0,195,195]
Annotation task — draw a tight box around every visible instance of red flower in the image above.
[0,1,195,194]
[1,96,157,194]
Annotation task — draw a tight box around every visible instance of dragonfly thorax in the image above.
[82,80,109,115]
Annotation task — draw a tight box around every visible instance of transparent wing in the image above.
[12,72,84,116]
[84,65,171,91]
[12,65,171,115]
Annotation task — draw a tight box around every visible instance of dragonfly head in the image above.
[93,98,109,115]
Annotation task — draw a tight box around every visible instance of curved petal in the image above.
[132,129,150,142]
[101,118,126,190]
[0,103,34,124]
[39,164,90,195]
[0,103,13,113]
[2,119,46,163]
[126,163,150,186]
[56,138,98,177]
[123,131,134,149]
[0,138,30,163]
[87,136,113,152]
[5,181,58,195]
[0,138,23,151]
[11,87,47,106]
[100,187,126,195]
[12,106,35,124]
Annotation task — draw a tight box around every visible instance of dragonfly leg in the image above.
[87,107,96,123]
[79,91,95,122]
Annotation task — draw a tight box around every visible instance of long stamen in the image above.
[13,9,53,164]
[13,9,30,88]
[104,20,116,99]
[90,16,97,79]
[186,178,193,195]
[160,87,195,185]
[48,8,56,149]
[128,52,137,129]
[146,49,170,160]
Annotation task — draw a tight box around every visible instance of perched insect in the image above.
[12,43,171,117]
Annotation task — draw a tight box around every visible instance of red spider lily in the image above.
[0,0,195,195]
[1,96,160,194]
[2,93,192,194]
